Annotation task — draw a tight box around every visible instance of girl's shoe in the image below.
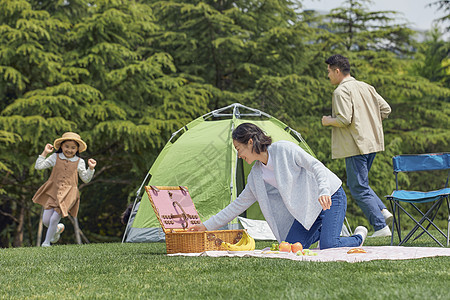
[41,243,51,247]
[51,223,65,243]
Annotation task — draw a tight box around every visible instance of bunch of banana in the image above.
[221,230,255,251]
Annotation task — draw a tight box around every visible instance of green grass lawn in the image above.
[1,236,449,299]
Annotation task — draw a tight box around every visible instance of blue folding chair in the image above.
[386,153,450,247]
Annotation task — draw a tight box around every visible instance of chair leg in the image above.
[389,199,401,246]
[447,197,449,247]
[397,202,402,242]
[413,200,443,241]
[389,200,394,246]
[409,201,447,239]
[396,202,444,247]
[401,205,442,246]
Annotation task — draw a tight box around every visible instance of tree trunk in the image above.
[12,205,24,247]
[79,227,90,244]
[68,215,82,244]
[36,208,44,247]
[26,205,34,246]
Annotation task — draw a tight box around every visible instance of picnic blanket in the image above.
[168,246,450,263]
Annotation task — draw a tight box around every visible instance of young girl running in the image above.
[33,132,96,247]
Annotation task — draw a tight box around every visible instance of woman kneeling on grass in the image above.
[190,123,368,249]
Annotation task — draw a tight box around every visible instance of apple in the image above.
[291,242,303,254]
[279,241,291,252]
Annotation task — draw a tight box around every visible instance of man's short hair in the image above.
[325,54,351,75]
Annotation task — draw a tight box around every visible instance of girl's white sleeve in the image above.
[78,159,95,183]
[35,153,56,170]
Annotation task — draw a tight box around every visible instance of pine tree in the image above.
[428,0,450,32]
[412,28,449,85]
[0,0,78,247]
[147,0,314,112]
[0,0,211,246]
[326,0,415,53]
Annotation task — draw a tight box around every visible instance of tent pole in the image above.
[209,103,273,119]
[289,128,314,156]
[121,172,151,243]
[345,216,353,235]
[228,113,238,229]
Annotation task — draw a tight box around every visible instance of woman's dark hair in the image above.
[56,140,80,156]
[232,123,272,154]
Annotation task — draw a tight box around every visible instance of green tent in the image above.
[123,103,315,242]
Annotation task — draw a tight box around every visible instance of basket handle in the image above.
[150,186,160,192]
[171,201,189,229]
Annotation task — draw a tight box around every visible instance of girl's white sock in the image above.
[42,209,61,246]
[42,209,53,228]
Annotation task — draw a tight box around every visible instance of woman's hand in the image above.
[188,224,206,231]
[88,158,97,170]
[318,195,332,210]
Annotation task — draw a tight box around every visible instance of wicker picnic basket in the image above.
[144,185,244,254]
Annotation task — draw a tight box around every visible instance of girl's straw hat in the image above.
[53,132,87,153]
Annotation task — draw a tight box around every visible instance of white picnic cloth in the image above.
[168,246,450,263]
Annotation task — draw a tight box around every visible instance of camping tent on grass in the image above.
[122,103,351,243]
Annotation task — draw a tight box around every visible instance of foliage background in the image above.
[0,0,449,247]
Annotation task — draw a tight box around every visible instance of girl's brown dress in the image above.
[32,155,81,217]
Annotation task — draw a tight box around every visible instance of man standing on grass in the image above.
[321,54,393,237]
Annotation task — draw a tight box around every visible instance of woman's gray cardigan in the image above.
[203,141,342,242]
